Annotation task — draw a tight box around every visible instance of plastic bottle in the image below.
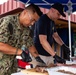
[21,45,27,51]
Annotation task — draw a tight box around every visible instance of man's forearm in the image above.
[29,45,39,57]
[40,40,55,56]
[39,35,55,56]
[0,42,22,55]
[53,32,64,46]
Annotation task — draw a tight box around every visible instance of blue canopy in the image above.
[19,0,76,12]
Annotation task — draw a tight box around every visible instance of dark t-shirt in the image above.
[34,14,57,56]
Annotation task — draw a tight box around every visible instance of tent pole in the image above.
[68,15,72,60]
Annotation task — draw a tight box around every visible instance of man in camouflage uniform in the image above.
[0,4,44,75]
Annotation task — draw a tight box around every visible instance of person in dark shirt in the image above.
[34,3,70,65]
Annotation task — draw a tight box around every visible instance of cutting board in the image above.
[21,68,48,75]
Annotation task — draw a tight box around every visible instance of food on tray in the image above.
[48,63,57,67]
[35,63,76,74]
[35,63,57,73]
[58,70,76,75]
[35,66,46,73]
[57,63,76,66]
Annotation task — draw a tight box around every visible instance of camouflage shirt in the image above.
[0,14,34,75]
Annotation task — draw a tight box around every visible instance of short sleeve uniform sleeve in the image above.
[0,17,11,43]
[36,17,47,35]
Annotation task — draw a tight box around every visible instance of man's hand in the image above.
[53,54,66,64]
[21,51,32,62]
[61,44,70,60]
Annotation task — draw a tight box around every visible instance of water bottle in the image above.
[21,45,29,54]
[21,45,26,51]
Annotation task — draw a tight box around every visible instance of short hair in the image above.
[25,3,43,16]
